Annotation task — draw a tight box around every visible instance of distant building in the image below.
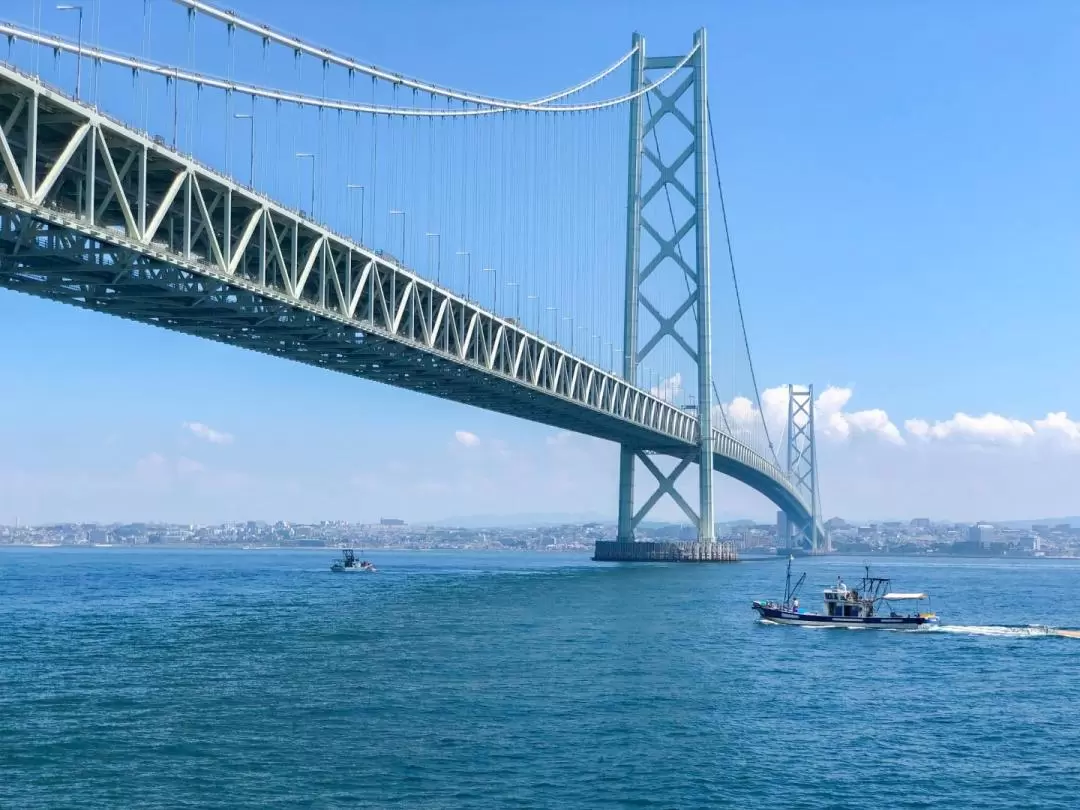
[776,511,788,547]
[380,518,406,526]
[968,524,996,547]
[911,518,931,528]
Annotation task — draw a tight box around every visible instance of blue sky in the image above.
[1,0,1079,525]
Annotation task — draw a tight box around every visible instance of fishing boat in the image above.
[330,549,376,573]
[752,557,937,629]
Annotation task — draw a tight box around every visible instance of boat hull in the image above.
[752,602,935,629]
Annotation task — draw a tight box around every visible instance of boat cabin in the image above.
[822,584,874,618]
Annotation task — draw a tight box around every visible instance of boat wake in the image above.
[758,619,1080,638]
[928,624,1080,639]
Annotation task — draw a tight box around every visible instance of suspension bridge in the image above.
[0,0,825,556]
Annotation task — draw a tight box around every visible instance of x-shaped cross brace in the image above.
[632,451,699,529]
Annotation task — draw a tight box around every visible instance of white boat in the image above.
[752,557,938,629]
[330,549,376,573]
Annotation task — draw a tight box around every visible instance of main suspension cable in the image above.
[707,102,779,468]
[174,0,636,110]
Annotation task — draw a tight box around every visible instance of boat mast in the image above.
[785,554,793,603]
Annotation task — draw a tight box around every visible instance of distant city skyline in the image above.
[6,513,1079,560]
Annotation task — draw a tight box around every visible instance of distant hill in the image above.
[427,511,766,529]
[427,512,611,528]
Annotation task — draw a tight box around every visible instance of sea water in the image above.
[2,548,1078,808]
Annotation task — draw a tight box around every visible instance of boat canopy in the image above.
[883,592,927,600]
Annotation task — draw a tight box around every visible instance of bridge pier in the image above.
[593,540,736,563]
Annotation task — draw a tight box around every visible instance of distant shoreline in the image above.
[0,543,592,553]
[2,544,1078,561]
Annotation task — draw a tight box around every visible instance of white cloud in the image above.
[716,385,903,446]
[650,373,683,403]
[727,396,758,425]
[904,412,1034,445]
[706,385,1080,454]
[846,408,904,445]
[1033,412,1080,443]
[183,421,234,445]
[905,410,1080,449]
[813,386,904,445]
[904,418,930,439]
[454,430,480,447]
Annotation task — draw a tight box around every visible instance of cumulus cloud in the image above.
[906,410,1080,448]
[716,385,903,446]
[649,373,683,403]
[183,421,234,445]
[812,386,904,445]
[1033,412,1080,443]
[454,430,480,448]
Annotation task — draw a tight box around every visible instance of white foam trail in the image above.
[929,624,1075,638]
[757,620,1080,638]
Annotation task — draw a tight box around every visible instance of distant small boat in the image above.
[330,549,376,573]
[752,557,938,629]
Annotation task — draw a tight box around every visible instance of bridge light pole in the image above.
[347,184,365,243]
[56,5,84,101]
[456,251,471,301]
[389,210,407,263]
[425,233,441,285]
[234,113,255,187]
[294,152,316,217]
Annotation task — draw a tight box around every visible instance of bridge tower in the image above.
[783,384,823,553]
[616,29,717,550]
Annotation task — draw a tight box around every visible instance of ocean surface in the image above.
[2,548,1079,809]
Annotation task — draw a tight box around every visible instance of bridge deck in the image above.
[0,63,818,535]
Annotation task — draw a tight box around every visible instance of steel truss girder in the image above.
[0,62,816,531]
